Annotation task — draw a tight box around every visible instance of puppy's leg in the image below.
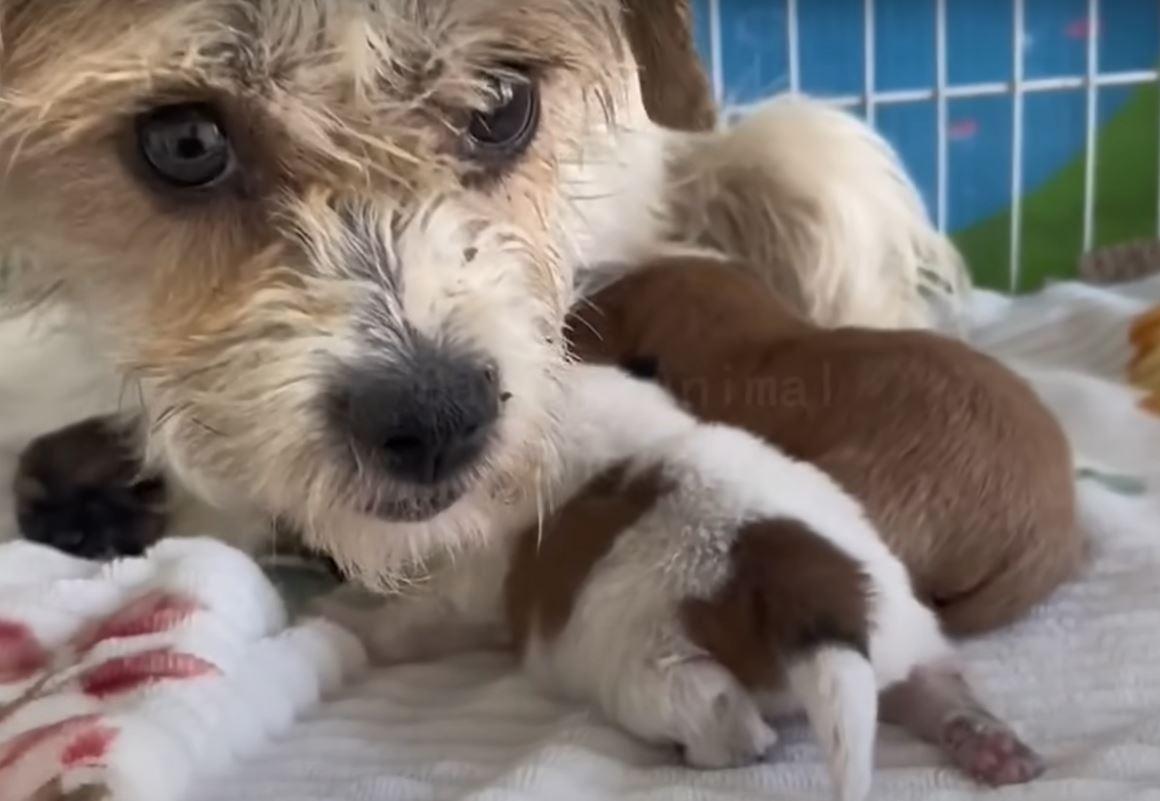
[316,588,508,666]
[315,545,512,666]
[787,647,877,801]
[14,415,168,560]
[615,656,777,769]
[880,663,1044,786]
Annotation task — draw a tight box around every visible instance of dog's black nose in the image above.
[339,347,499,486]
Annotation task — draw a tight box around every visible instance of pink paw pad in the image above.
[942,714,1045,786]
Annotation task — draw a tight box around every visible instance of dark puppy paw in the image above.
[14,416,169,560]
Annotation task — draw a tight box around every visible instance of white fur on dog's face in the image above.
[0,0,663,582]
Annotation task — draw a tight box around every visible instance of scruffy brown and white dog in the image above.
[0,1,963,584]
[326,363,1044,800]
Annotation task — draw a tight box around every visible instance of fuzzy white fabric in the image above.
[0,537,366,801]
[2,278,1160,801]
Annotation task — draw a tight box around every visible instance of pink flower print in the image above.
[949,118,979,141]
[1066,17,1095,40]
[79,648,218,700]
[74,591,200,655]
[0,621,50,685]
[0,715,116,801]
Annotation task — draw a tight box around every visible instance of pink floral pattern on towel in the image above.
[0,591,216,801]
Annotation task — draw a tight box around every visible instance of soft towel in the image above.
[0,538,366,801]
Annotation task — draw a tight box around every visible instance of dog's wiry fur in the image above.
[1,1,966,582]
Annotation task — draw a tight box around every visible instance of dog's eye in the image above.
[136,104,235,189]
[464,71,540,163]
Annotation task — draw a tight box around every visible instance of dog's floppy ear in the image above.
[621,0,716,132]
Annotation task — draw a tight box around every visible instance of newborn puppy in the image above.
[568,258,1082,638]
[326,365,1042,799]
[13,417,167,560]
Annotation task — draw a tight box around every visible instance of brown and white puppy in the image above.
[568,257,1083,637]
[327,363,1044,800]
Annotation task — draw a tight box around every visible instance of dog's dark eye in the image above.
[136,104,234,188]
[465,71,540,163]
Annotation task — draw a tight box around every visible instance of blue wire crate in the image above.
[692,0,1160,290]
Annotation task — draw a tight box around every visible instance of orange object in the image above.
[1129,307,1160,413]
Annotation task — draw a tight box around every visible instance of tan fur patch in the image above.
[505,465,668,648]
[570,258,1083,636]
[682,518,870,691]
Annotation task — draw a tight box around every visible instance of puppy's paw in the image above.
[670,661,778,769]
[680,715,778,770]
[941,712,1045,786]
[14,417,168,561]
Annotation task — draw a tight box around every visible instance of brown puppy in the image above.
[568,257,1082,637]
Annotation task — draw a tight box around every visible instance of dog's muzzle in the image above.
[328,335,500,518]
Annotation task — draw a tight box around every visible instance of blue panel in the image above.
[877,101,938,218]
[875,0,935,91]
[1100,0,1160,73]
[1023,90,1086,193]
[701,0,1158,241]
[1025,0,1087,79]
[719,0,789,104]
[947,96,1013,230]
[947,0,1011,85]
[797,0,864,96]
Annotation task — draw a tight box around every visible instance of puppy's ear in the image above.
[621,0,716,132]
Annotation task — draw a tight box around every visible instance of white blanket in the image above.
[0,538,366,801]
[4,279,1160,801]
